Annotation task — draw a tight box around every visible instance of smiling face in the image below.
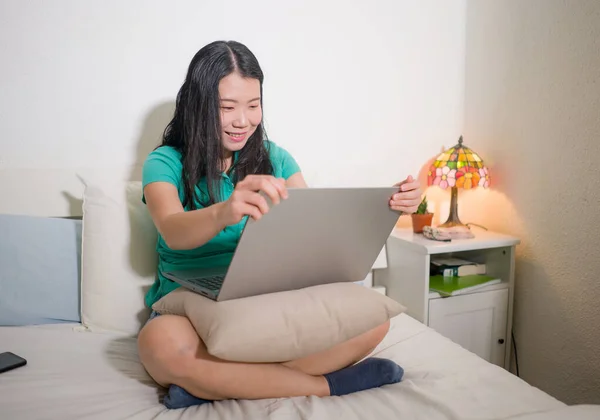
[218,72,262,157]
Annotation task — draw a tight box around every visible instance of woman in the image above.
[138,40,422,409]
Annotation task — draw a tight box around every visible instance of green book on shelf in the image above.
[429,274,501,297]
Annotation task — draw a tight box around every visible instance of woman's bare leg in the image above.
[138,314,327,400]
[283,320,390,376]
[137,314,389,400]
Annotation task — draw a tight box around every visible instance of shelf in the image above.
[428,280,510,300]
[390,228,520,255]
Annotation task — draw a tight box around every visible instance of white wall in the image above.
[0,0,466,217]
[463,0,600,404]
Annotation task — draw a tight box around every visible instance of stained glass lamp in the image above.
[427,136,490,228]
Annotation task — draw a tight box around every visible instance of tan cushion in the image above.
[152,282,406,363]
[81,180,158,335]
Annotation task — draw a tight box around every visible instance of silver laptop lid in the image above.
[217,187,399,301]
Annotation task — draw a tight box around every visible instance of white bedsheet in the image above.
[0,313,577,420]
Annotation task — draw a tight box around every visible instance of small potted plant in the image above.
[411,195,433,233]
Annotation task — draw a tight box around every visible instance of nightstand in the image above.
[374,228,520,370]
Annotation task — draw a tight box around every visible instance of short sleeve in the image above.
[141,146,183,202]
[267,141,301,179]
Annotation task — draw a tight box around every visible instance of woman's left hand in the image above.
[390,175,422,214]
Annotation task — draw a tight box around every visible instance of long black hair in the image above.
[160,40,273,210]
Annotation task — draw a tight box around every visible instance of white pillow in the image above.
[80,179,158,335]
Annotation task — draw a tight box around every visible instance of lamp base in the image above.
[438,219,467,229]
[439,186,467,228]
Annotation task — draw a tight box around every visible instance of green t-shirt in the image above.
[141,140,301,307]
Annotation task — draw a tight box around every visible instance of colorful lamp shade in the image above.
[427,136,490,228]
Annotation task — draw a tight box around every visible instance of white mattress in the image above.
[0,313,584,420]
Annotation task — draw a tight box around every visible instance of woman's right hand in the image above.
[216,175,289,226]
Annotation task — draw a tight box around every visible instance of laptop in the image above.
[162,187,400,301]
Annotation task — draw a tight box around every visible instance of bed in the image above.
[3,312,595,420]
[1,177,598,420]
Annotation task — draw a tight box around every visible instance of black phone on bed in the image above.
[0,352,27,373]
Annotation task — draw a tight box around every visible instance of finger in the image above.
[390,205,418,214]
[270,177,289,200]
[405,190,423,201]
[241,202,263,221]
[391,194,422,203]
[398,181,421,192]
[259,179,283,205]
[392,191,421,202]
[393,175,415,187]
[390,199,421,208]
[242,191,271,215]
[390,205,409,213]
[242,177,282,205]
[238,175,272,190]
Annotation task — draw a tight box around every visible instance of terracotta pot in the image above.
[411,213,433,233]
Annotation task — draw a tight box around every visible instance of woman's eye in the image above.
[221,107,234,111]
[249,105,259,109]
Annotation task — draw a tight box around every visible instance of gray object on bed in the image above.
[0,214,82,326]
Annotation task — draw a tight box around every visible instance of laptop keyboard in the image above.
[187,275,225,292]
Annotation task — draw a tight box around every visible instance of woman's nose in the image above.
[232,110,248,127]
